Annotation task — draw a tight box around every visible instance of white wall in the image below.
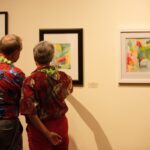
[1,0,150,149]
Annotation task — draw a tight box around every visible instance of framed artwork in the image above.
[39,28,83,86]
[0,12,8,38]
[119,30,150,83]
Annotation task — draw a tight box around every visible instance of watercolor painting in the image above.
[120,31,150,83]
[52,43,71,69]
[126,38,150,72]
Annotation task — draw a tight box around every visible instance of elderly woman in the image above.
[20,41,73,150]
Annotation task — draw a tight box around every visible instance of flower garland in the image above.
[40,66,59,80]
[0,56,13,65]
[40,68,57,76]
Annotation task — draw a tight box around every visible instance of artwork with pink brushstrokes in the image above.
[52,43,71,69]
[126,38,150,72]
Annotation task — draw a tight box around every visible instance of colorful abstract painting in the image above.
[52,43,71,69]
[126,38,150,72]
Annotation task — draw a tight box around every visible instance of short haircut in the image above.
[33,41,54,65]
[0,34,22,55]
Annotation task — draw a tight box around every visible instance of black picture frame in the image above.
[0,12,8,38]
[39,28,83,86]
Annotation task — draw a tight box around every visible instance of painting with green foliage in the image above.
[126,38,150,72]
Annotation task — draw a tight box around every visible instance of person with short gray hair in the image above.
[33,41,54,65]
[21,41,73,150]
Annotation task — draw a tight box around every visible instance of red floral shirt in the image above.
[20,65,73,122]
[0,63,25,119]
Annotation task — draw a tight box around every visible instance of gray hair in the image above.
[33,41,54,65]
[0,34,22,55]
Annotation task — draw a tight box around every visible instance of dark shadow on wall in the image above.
[67,95,113,150]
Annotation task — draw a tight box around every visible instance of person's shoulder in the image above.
[14,66,24,73]
[59,71,67,75]
[13,66,25,78]
[58,71,72,80]
[58,71,67,77]
[25,70,45,82]
[23,73,35,85]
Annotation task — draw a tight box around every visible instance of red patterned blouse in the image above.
[20,65,73,123]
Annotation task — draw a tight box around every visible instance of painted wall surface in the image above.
[1,0,150,150]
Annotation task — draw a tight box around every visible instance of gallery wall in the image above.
[1,0,150,150]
